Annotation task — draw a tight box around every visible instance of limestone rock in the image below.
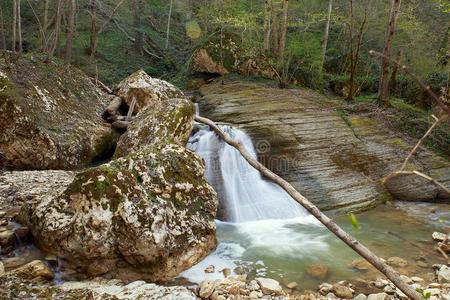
[198,81,450,211]
[0,54,118,170]
[199,280,217,298]
[0,261,4,277]
[432,232,448,242]
[386,257,408,268]
[10,260,54,280]
[351,259,374,271]
[367,293,389,300]
[192,49,229,75]
[353,293,367,300]
[115,70,184,113]
[437,265,450,283]
[332,284,354,299]
[20,144,218,282]
[256,277,284,296]
[114,98,194,158]
[307,263,329,279]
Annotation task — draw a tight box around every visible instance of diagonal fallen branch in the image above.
[194,115,421,300]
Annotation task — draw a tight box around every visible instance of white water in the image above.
[187,126,309,222]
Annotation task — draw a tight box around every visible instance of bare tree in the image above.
[347,0,370,100]
[270,0,279,57]
[0,3,5,51]
[17,0,22,53]
[65,0,76,62]
[48,0,62,59]
[320,0,333,73]
[131,0,144,54]
[42,0,50,52]
[12,0,17,52]
[378,0,402,106]
[263,0,271,52]
[165,0,173,50]
[89,0,126,59]
[277,0,289,62]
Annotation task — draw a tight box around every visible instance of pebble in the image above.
[285,281,298,289]
[382,285,394,294]
[353,293,367,300]
[222,268,231,278]
[367,293,389,300]
[437,265,450,283]
[411,276,424,282]
[432,232,448,242]
[204,265,215,273]
[256,277,284,296]
[386,257,408,268]
[307,263,329,279]
[332,284,354,299]
[399,275,413,284]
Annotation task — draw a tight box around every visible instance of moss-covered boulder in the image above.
[115,70,184,113]
[20,143,218,282]
[0,53,118,170]
[114,98,195,158]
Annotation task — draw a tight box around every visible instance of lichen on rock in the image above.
[0,53,119,170]
[20,143,218,282]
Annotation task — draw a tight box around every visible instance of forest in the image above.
[0,0,449,300]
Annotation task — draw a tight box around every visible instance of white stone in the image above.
[432,232,448,242]
[438,265,450,283]
[399,275,413,284]
[383,286,394,294]
[353,293,367,300]
[367,293,389,300]
[199,280,216,298]
[411,276,424,282]
[256,277,283,296]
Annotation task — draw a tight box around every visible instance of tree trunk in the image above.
[378,0,402,106]
[165,0,173,50]
[42,0,49,52]
[89,0,98,59]
[12,0,17,52]
[277,0,289,62]
[0,3,5,51]
[270,0,279,57]
[65,0,76,63]
[320,0,333,72]
[263,0,271,52]
[389,50,401,93]
[195,115,422,300]
[49,0,62,59]
[131,0,143,54]
[17,0,22,53]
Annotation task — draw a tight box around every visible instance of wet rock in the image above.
[286,281,298,289]
[386,257,408,268]
[373,279,389,289]
[204,265,215,273]
[20,144,218,282]
[432,232,448,242]
[366,293,389,300]
[319,283,334,295]
[114,98,194,158]
[192,49,229,75]
[10,260,54,280]
[198,81,450,211]
[332,284,354,299]
[437,265,450,283]
[0,229,15,254]
[383,285,394,294]
[234,266,246,275]
[307,263,329,279]
[353,294,367,300]
[351,259,373,271]
[115,70,184,113]
[256,277,284,296]
[0,54,118,170]
[222,268,231,278]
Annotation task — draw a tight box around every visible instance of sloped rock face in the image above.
[0,54,118,170]
[20,143,218,282]
[114,98,194,158]
[198,80,450,211]
[115,70,184,113]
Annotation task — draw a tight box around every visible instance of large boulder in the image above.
[115,70,184,113]
[114,98,194,158]
[20,143,218,282]
[0,53,118,170]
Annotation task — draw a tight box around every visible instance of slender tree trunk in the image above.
[12,0,17,52]
[65,0,76,62]
[42,0,49,52]
[0,4,5,51]
[346,0,355,100]
[165,0,173,50]
[263,0,271,52]
[49,0,62,59]
[389,50,401,93]
[17,0,22,53]
[378,0,402,106]
[131,0,143,54]
[89,0,98,59]
[277,0,289,62]
[195,115,421,300]
[270,0,279,57]
[320,0,333,72]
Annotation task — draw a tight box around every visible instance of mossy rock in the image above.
[0,53,118,170]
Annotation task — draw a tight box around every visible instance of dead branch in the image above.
[400,114,440,171]
[112,120,128,129]
[194,115,422,300]
[369,50,450,116]
[126,96,136,121]
[90,77,114,94]
[383,170,450,197]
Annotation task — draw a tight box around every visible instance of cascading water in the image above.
[187,125,309,222]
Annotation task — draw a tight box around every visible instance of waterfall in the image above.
[187,125,309,222]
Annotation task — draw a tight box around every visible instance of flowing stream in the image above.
[181,120,449,289]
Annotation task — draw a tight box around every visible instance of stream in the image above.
[182,124,449,290]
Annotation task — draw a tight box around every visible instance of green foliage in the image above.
[347,212,361,231]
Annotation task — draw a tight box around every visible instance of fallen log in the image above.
[112,120,128,130]
[194,115,422,300]
[102,96,122,122]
